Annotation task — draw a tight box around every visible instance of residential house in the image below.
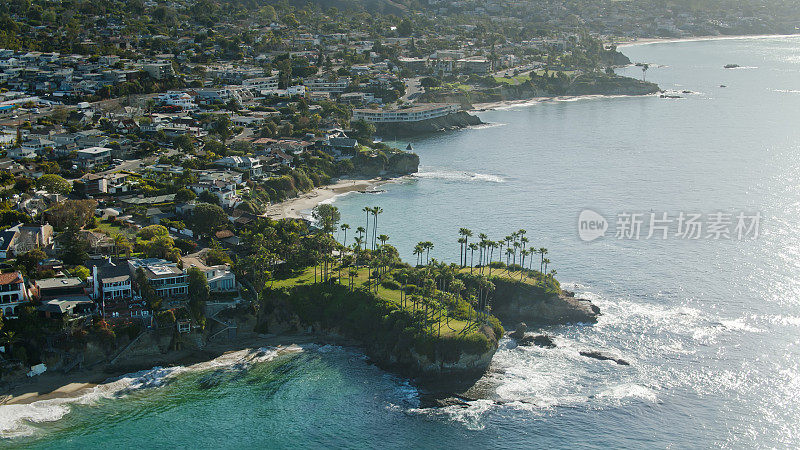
[0,271,29,318]
[34,277,85,299]
[89,257,147,320]
[182,252,237,293]
[213,156,263,177]
[76,147,112,167]
[128,258,188,299]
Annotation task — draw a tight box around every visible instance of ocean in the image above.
[3,36,800,448]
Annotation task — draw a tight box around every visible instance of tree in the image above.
[187,267,210,319]
[16,248,46,276]
[175,188,196,203]
[339,223,350,247]
[58,229,89,266]
[312,204,341,234]
[198,190,219,205]
[135,267,160,311]
[193,203,227,237]
[46,199,97,230]
[212,115,233,143]
[138,225,169,240]
[420,77,440,89]
[351,120,376,140]
[397,18,413,37]
[36,174,71,195]
[13,178,34,193]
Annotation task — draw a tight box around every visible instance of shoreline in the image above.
[471,93,659,111]
[0,333,356,407]
[262,177,390,220]
[615,33,800,48]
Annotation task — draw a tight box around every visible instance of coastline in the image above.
[262,177,389,220]
[0,333,354,407]
[616,33,800,48]
[471,93,659,111]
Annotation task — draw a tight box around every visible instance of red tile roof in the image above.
[0,271,23,286]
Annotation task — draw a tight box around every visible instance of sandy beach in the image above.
[615,33,799,48]
[262,177,389,220]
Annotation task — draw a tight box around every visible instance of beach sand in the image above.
[262,177,388,220]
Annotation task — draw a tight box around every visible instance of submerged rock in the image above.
[579,350,630,366]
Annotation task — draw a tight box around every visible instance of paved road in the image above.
[401,77,423,103]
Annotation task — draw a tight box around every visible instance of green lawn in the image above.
[271,265,475,337]
[94,221,137,239]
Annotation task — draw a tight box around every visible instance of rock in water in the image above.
[509,322,527,340]
[579,350,630,366]
[518,334,556,348]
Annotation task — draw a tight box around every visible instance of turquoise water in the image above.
[4,36,800,448]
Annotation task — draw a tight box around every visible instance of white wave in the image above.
[413,169,506,183]
[726,66,758,70]
[0,401,72,438]
[765,315,800,326]
[720,318,764,333]
[407,399,495,431]
[467,122,507,130]
[0,346,296,439]
[597,383,658,403]
[770,89,800,94]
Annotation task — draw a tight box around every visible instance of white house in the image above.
[0,271,29,318]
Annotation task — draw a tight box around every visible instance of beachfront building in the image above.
[128,258,188,298]
[88,258,150,320]
[182,252,237,293]
[352,103,460,123]
[0,271,30,318]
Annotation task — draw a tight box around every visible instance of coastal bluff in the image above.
[490,277,600,325]
[373,111,482,137]
[258,273,599,383]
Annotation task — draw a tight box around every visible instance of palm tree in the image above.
[371,207,383,250]
[340,223,350,247]
[468,242,478,273]
[378,234,389,246]
[487,241,497,276]
[424,241,434,265]
[354,236,364,254]
[457,237,467,266]
[641,63,649,81]
[413,243,424,266]
[539,248,548,273]
[519,249,528,280]
[543,258,550,274]
[459,228,472,267]
[512,241,521,266]
[356,226,365,250]
[506,247,514,267]
[362,206,372,250]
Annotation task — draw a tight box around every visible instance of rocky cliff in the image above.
[352,150,419,176]
[490,278,600,326]
[374,111,482,137]
[259,284,500,383]
[565,74,660,96]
